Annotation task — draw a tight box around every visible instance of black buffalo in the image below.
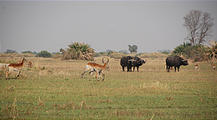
[132,56,146,72]
[120,56,133,72]
[166,56,188,72]
[120,56,145,72]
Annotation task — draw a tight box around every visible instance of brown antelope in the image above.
[194,63,199,71]
[27,61,33,68]
[212,64,216,70]
[81,57,109,81]
[6,57,27,79]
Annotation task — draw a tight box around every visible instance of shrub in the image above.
[36,51,52,58]
[172,43,209,62]
[172,42,191,56]
[22,51,37,54]
[61,42,95,61]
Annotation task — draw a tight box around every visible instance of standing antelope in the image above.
[6,57,27,79]
[212,64,216,70]
[194,63,199,71]
[81,57,109,81]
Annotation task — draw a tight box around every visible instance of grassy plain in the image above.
[0,56,217,119]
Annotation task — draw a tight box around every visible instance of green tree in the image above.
[172,42,191,56]
[128,45,138,53]
[36,50,52,58]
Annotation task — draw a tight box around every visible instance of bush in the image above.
[22,51,37,54]
[61,42,95,61]
[172,42,191,56]
[172,43,209,62]
[36,51,52,58]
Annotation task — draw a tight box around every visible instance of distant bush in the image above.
[52,52,62,59]
[36,50,52,58]
[22,50,37,54]
[5,49,17,54]
[109,52,125,59]
[119,50,129,54]
[157,50,171,54]
[60,42,95,60]
[94,52,106,57]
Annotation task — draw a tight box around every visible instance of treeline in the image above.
[3,49,53,58]
[2,40,216,62]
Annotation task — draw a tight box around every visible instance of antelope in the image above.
[81,57,109,81]
[27,61,33,68]
[194,63,199,71]
[212,64,216,70]
[5,57,27,79]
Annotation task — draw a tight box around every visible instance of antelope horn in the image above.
[102,57,105,63]
[106,58,109,63]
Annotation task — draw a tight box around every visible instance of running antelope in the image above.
[6,57,27,79]
[81,57,109,81]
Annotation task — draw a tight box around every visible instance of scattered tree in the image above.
[128,45,138,53]
[184,10,214,45]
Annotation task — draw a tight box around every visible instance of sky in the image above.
[0,0,217,53]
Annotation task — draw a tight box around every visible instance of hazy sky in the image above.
[0,0,217,53]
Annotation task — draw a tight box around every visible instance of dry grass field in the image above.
[0,56,217,119]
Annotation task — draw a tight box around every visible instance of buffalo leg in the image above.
[133,66,135,72]
[174,67,177,72]
[122,66,125,71]
[177,66,180,72]
[166,66,170,72]
[137,67,139,72]
[127,66,130,72]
